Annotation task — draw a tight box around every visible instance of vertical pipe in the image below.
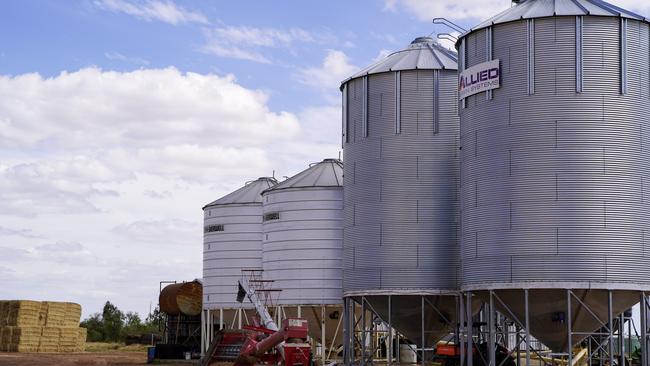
[620,313,626,366]
[609,291,614,366]
[238,308,242,329]
[219,308,224,330]
[467,292,474,366]
[201,309,206,356]
[642,294,648,366]
[343,297,350,365]
[421,296,426,366]
[361,297,366,366]
[388,295,393,365]
[525,289,530,366]
[489,291,496,366]
[566,290,573,366]
[516,324,521,366]
[352,298,357,363]
[460,293,466,366]
[321,305,327,360]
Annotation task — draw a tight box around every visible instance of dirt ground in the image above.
[0,352,197,366]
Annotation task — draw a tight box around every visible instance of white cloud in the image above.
[0,65,340,317]
[0,67,299,150]
[94,0,208,25]
[295,50,358,98]
[201,25,318,64]
[609,0,650,16]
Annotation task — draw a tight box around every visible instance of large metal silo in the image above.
[341,37,461,350]
[261,158,343,305]
[457,0,650,352]
[202,177,276,310]
[261,158,344,352]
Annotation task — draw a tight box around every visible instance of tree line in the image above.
[80,301,162,342]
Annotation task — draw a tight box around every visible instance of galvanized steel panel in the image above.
[202,178,276,309]
[459,16,650,290]
[343,65,460,292]
[262,161,343,305]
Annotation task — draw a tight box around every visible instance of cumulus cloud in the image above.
[295,50,358,98]
[0,67,299,150]
[94,0,208,25]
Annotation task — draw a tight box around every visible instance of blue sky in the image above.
[0,0,648,319]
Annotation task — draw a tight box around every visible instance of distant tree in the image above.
[80,302,162,343]
[80,313,104,342]
[101,301,125,342]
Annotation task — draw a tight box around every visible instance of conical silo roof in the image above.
[263,159,342,193]
[461,0,646,38]
[340,37,457,88]
[203,177,277,208]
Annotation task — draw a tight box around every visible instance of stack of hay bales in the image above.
[0,300,86,352]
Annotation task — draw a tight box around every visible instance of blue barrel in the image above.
[146,346,156,363]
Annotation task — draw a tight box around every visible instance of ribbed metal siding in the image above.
[459,16,650,289]
[203,204,261,309]
[262,188,343,305]
[343,70,460,292]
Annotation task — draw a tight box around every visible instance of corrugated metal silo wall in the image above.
[203,204,262,309]
[459,16,650,288]
[343,69,460,292]
[262,187,343,305]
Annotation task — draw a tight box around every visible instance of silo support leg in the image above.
[567,290,573,366]
[201,309,206,356]
[467,292,474,366]
[342,297,350,365]
[608,291,614,366]
[388,295,392,365]
[421,296,425,366]
[460,294,466,366]
[524,289,530,366]
[641,293,648,366]
[489,291,496,366]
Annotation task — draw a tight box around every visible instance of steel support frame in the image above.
[342,294,459,365]
[462,289,650,366]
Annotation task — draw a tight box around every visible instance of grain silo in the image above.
[201,177,277,351]
[457,0,650,355]
[261,158,343,358]
[341,37,461,359]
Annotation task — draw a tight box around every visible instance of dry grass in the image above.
[84,342,150,353]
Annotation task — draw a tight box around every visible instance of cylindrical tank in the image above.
[457,0,650,351]
[159,281,203,316]
[202,177,277,309]
[341,37,460,346]
[261,159,343,305]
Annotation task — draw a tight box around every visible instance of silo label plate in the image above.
[459,59,500,100]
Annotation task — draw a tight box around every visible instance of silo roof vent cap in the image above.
[411,36,434,44]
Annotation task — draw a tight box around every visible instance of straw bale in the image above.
[63,303,82,327]
[4,301,40,327]
[43,301,66,327]
[8,343,38,352]
[0,326,12,344]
